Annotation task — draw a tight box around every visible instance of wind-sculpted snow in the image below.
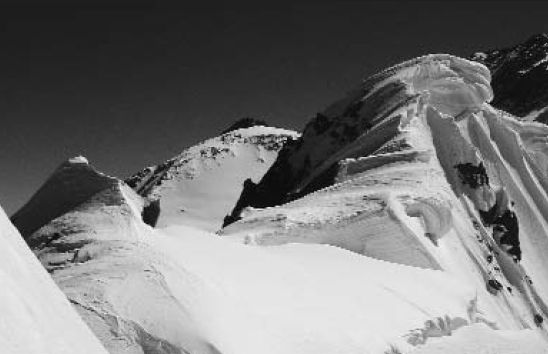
[225,55,492,220]
[0,203,107,354]
[126,126,298,231]
[367,54,492,116]
[223,53,548,349]
[405,197,453,245]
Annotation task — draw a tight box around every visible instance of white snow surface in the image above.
[127,126,298,231]
[12,54,548,353]
[410,323,546,354]
[0,204,107,354]
[68,155,90,164]
[223,55,548,348]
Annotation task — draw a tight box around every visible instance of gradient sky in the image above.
[1,2,548,215]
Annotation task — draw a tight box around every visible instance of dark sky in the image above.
[1,2,548,215]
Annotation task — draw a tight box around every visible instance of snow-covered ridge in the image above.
[222,53,548,350]
[225,54,493,218]
[126,125,299,231]
[362,54,492,116]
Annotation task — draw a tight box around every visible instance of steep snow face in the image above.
[126,126,299,231]
[223,54,548,346]
[11,157,118,238]
[471,33,548,123]
[225,55,492,218]
[0,203,107,354]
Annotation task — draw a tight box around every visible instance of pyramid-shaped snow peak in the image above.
[11,156,119,238]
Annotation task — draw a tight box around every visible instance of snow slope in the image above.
[223,54,548,346]
[17,159,491,354]
[147,226,548,354]
[22,192,548,354]
[0,203,107,354]
[126,124,299,231]
[12,54,548,354]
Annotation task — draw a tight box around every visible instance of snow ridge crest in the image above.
[372,54,493,116]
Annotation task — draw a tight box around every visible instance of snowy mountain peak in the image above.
[221,51,548,350]
[126,125,299,231]
[471,33,548,123]
[11,157,120,238]
[225,54,493,218]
